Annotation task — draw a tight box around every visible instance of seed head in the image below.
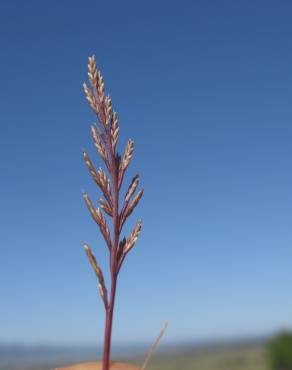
[88,56,98,88]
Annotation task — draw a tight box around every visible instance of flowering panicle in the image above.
[82,55,144,370]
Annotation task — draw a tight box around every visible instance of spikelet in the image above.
[97,71,105,103]
[110,112,119,149]
[100,198,113,217]
[84,243,108,308]
[118,139,134,188]
[125,175,139,203]
[124,220,142,254]
[97,168,112,204]
[96,207,112,249]
[88,56,98,88]
[122,139,134,170]
[104,95,112,121]
[83,82,98,113]
[83,192,112,249]
[83,191,97,220]
[84,243,104,282]
[125,189,144,219]
[87,56,104,105]
[85,57,109,131]
[83,150,101,186]
[83,151,112,207]
[91,125,107,164]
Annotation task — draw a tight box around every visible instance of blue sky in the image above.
[0,0,292,348]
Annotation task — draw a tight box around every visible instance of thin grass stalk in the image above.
[82,56,143,370]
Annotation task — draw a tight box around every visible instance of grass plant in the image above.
[82,56,143,370]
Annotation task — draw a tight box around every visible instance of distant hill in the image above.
[0,336,269,370]
[0,339,267,370]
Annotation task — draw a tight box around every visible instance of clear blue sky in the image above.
[0,0,292,348]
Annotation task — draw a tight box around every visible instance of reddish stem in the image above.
[103,146,119,370]
[102,276,117,370]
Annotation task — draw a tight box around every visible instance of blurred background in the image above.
[0,0,292,369]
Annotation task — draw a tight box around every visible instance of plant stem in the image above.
[102,277,117,370]
[103,146,119,370]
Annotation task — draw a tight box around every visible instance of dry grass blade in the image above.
[140,322,169,370]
